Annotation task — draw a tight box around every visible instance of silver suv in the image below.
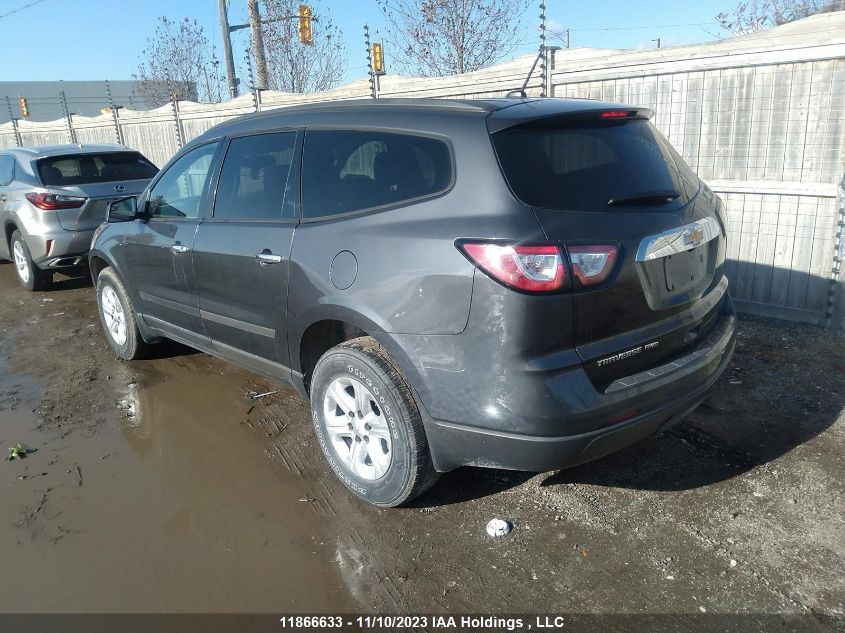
[0,144,157,290]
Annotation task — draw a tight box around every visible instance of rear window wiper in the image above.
[607,190,680,206]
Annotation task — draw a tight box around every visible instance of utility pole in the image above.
[247,0,269,90]
[218,0,239,99]
[652,37,661,49]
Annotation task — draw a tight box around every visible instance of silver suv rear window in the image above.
[37,152,158,186]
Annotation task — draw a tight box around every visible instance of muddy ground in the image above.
[0,263,842,625]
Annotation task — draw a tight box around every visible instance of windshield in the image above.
[37,152,158,186]
[492,118,699,212]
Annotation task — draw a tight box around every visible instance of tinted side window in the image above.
[0,156,13,186]
[302,130,452,219]
[148,143,218,219]
[213,132,297,221]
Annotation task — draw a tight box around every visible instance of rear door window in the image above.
[302,130,452,219]
[213,132,298,221]
[37,152,158,186]
[492,118,698,212]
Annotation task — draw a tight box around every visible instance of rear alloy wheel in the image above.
[10,231,52,291]
[323,375,393,480]
[311,337,439,507]
[96,267,150,360]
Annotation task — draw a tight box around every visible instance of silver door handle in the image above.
[171,244,189,254]
[255,252,283,265]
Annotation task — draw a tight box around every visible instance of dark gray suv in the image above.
[89,98,736,506]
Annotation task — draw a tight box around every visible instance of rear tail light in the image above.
[459,242,566,292]
[568,245,618,286]
[25,193,86,210]
[459,241,619,293]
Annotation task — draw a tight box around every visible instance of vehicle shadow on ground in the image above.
[412,391,842,505]
[409,468,535,507]
[538,399,841,492]
[145,339,202,360]
[49,272,92,291]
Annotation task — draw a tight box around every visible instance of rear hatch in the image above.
[490,105,728,389]
[36,152,157,231]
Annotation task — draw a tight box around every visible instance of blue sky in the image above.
[0,0,732,85]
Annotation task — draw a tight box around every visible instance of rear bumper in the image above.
[412,296,736,473]
[26,229,94,268]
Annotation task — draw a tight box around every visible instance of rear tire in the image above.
[310,337,439,507]
[95,267,151,360]
[10,230,52,291]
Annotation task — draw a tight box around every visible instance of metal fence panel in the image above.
[0,12,842,326]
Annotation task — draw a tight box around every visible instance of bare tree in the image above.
[133,16,226,106]
[377,0,530,77]
[259,0,346,93]
[716,0,843,34]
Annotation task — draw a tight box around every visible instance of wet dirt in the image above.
[0,264,843,621]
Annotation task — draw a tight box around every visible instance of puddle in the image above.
[0,355,355,613]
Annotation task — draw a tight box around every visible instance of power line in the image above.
[0,0,49,19]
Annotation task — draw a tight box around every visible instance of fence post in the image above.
[59,89,76,143]
[364,24,377,99]
[4,97,22,147]
[828,175,845,330]
[244,49,260,113]
[539,0,547,97]
[105,80,124,145]
[168,83,184,150]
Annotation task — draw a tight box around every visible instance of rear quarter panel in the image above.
[286,111,547,374]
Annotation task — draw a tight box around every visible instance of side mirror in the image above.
[108,196,139,222]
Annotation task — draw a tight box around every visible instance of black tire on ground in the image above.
[10,230,52,291]
[95,267,151,360]
[310,336,439,507]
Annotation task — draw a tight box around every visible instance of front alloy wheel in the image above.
[95,267,150,360]
[100,285,128,347]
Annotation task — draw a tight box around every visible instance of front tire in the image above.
[96,267,150,360]
[10,231,52,291]
[311,337,438,507]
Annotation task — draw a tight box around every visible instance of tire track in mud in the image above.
[255,392,415,611]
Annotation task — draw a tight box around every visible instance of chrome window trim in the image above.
[635,217,721,262]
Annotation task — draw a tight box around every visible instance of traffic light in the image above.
[298,4,313,45]
[18,96,29,118]
[372,42,386,75]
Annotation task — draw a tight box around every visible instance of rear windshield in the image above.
[492,118,699,212]
[37,152,158,186]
